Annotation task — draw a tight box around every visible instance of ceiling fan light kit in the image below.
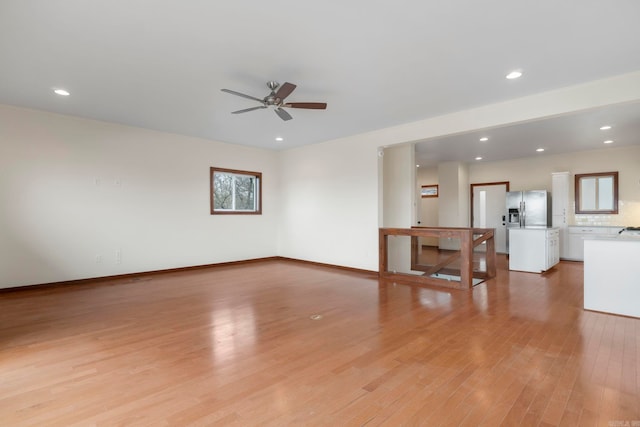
[221,81,327,121]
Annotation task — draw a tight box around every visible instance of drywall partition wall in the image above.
[277,135,380,271]
[382,144,416,227]
[417,167,439,227]
[458,164,470,227]
[277,72,640,272]
[381,144,416,274]
[438,162,462,230]
[417,167,439,246]
[0,105,279,288]
[437,162,469,250]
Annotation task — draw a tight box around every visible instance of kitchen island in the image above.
[508,227,559,273]
[584,235,640,318]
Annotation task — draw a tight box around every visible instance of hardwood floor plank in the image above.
[1,257,639,425]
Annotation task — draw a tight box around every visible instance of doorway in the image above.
[471,182,509,254]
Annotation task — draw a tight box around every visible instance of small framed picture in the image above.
[421,184,438,198]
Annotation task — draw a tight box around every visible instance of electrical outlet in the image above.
[96,255,103,263]
[116,249,122,264]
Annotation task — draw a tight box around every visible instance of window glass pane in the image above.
[580,178,596,210]
[598,177,613,210]
[234,176,255,210]
[213,172,233,209]
[211,167,261,215]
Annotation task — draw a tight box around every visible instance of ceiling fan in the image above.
[221,81,327,121]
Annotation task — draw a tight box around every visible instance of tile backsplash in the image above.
[572,200,640,226]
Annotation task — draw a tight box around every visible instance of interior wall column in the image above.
[438,161,470,249]
[381,144,416,273]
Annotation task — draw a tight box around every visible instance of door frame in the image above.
[470,181,510,228]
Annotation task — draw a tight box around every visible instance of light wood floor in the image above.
[1,257,638,426]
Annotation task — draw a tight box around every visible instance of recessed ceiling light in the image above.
[600,125,612,130]
[475,156,483,161]
[416,165,420,168]
[506,70,523,80]
[536,148,545,152]
[275,137,283,142]
[603,140,614,144]
[479,137,489,142]
[53,88,70,96]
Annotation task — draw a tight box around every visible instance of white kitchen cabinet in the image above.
[509,228,560,273]
[548,229,560,267]
[554,214,569,259]
[551,172,570,217]
[566,226,625,261]
[551,172,570,259]
[567,231,586,261]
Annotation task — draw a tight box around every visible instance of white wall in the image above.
[3,71,640,286]
[382,144,416,227]
[417,167,439,246]
[436,162,469,249]
[0,105,280,288]
[381,144,416,273]
[279,72,640,271]
[469,145,640,226]
[417,167,439,226]
[436,162,470,228]
[277,136,380,270]
[417,146,640,231]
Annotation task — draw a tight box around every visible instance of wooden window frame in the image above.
[574,171,618,214]
[210,167,262,215]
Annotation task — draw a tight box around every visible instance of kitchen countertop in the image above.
[583,234,640,241]
[511,226,558,230]
[570,225,622,228]
[569,225,624,231]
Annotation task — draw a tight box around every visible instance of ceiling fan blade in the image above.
[275,82,296,101]
[232,106,267,114]
[221,88,264,103]
[284,102,327,110]
[275,108,293,121]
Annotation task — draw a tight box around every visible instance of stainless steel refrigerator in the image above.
[506,190,551,252]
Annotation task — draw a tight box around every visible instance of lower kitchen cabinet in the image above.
[566,226,624,261]
[509,228,559,273]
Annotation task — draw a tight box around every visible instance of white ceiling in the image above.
[415,100,640,168]
[1,1,640,156]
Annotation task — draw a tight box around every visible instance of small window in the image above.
[575,171,618,214]
[421,184,439,198]
[210,167,262,215]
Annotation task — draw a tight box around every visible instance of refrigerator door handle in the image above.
[521,201,526,227]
